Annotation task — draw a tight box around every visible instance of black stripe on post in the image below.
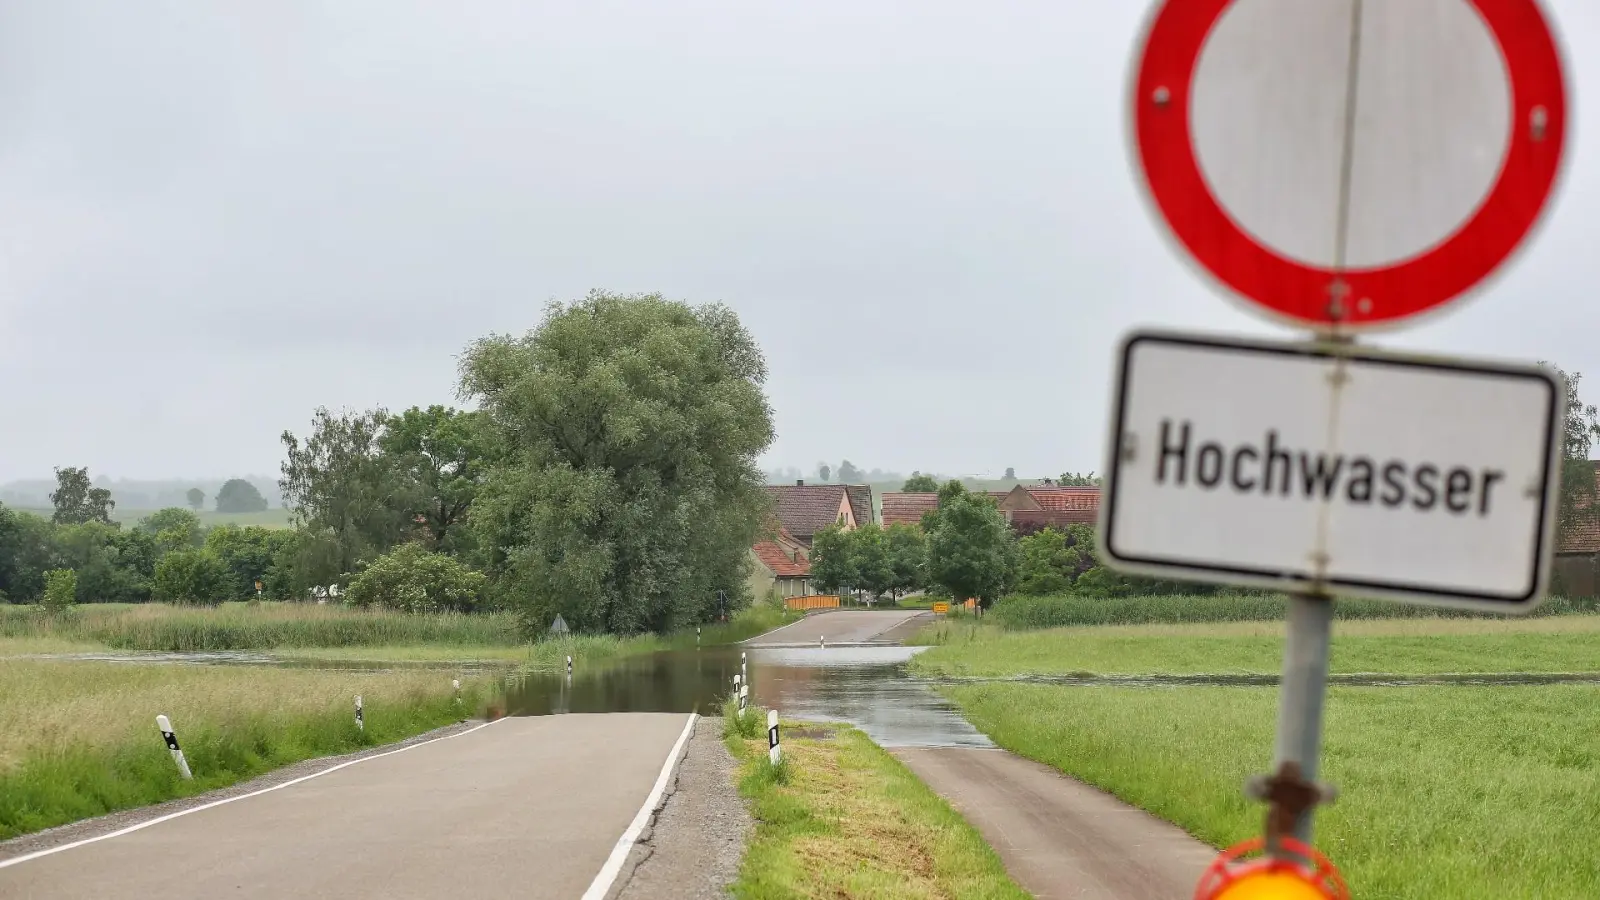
[162,730,180,751]
[768,724,779,749]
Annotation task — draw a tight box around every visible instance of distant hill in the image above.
[0,476,283,512]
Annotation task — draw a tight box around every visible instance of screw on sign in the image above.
[1129,0,1568,330]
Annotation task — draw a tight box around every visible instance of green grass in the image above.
[0,659,487,838]
[989,592,1599,630]
[725,720,1028,899]
[0,602,522,652]
[944,682,1600,900]
[0,602,798,669]
[909,615,1600,677]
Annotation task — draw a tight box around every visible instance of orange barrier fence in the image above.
[784,594,842,611]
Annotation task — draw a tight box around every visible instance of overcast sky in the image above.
[2,0,1598,484]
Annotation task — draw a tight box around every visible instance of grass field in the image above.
[944,682,1600,900]
[909,615,1600,677]
[0,602,522,652]
[12,506,294,529]
[0,659,486,838]
[724,713,1027,899]
[985,592,1599,629]
[0,601,799,668]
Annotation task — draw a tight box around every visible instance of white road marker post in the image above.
[741,651,747,687]
[355,695,364,732]
[566,655,573,676]
[452,678,461,704]
[156,715,192,780]
[767,709,781,765]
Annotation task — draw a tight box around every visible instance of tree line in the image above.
[1,292,777,638]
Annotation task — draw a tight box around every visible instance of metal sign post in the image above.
[1121,0,1570,891]
[1262,593,1335,848]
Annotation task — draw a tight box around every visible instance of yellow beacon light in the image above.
[1194,838,1348,900]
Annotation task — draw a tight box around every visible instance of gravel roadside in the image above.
[0,717,487,864]
[610,716,752,900]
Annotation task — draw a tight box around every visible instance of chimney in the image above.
[796,479,804,486]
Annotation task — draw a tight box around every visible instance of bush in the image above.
[41,569,77,613]
[344,543,486,614]
[151,549,232,606]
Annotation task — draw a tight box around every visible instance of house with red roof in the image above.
[880,484,1100,531]
[1555,461,1600,598]
[762,481,874,547]
[748,524,814,600]
[747,481,876,601]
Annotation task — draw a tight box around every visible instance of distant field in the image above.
[13,506,293,528]
[909,615,1600,677]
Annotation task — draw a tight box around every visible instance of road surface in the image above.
[744,609,927,647]
[895,747,1216,899]
[0,713,693,900]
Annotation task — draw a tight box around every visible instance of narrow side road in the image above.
[0,713,694,900]
[894,747,1217,900]
[744,609,926,646]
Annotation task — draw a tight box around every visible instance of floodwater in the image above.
[500,644,994,749]
[27,645,1597,750]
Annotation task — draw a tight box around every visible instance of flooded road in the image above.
[501,644,993,749]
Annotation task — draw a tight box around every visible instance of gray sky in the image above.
[2,0,1598,485]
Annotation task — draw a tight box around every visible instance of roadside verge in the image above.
[724,716,1027,898]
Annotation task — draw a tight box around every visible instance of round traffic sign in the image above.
[1130,0,1568,330]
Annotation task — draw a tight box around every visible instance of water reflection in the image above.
[501,645,993,749]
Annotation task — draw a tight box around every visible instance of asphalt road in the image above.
[743,609,927,646]
[0,713,694,900]
[895,747,1216,900]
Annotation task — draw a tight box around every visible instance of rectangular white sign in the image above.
[1097,330,1563,612]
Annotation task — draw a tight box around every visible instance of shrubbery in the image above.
[344,543,486,614]
[41,569,77,613]
[152,549,232,606]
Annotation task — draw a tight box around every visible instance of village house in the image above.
[747,524,813,600]
[880,484,1099,531]
[747,482,876,601]
[762,481,874,546]
[1554,461,1600,598]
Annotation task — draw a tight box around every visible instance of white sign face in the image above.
[1098,331,1563,612]
[1190,0,1512,272]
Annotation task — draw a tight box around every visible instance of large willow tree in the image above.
[460,291,774,636]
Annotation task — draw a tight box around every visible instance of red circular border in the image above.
[1133,0,1568,328]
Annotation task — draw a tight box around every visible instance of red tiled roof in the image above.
[1027,486,1101,511]
[753,540,810,577]
[765,484,854,542]
[881,492,940,526]
[1008,508,1100,530]
[1559,462,1600,554]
